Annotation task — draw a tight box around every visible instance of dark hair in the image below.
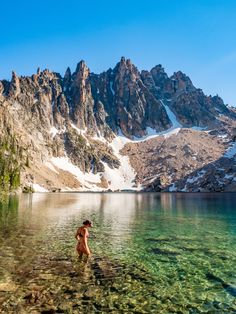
[83,220,92,226]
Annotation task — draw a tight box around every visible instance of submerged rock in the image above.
[0,282,18,292]
[206,273,236,297]
[151,248,180,256]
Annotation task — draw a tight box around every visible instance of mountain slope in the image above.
[0,57,235,192]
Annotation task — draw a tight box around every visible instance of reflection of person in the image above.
[75,220,92,259]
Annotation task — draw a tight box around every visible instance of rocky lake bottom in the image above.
[0,192,235,313]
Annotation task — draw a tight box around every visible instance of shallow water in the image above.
[0,192,236,313]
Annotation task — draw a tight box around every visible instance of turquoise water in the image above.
[0,193,235,313]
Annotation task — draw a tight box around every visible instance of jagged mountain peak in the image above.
[1,57,235,133]
[11,70,18,79]
[64,67,71,79]
[115,56,136,70]
[75,60,88,73]
[113,57,140,83]
[150,64,166,74]
[171,70,189,78]
[120,56,126,63]
[170,71,195,92]
[9,70,20,97]
[72,60,90,84]
[34,69,60,82]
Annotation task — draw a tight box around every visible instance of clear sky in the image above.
[1,0,236,105]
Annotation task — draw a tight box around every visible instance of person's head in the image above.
[83,219,93,227]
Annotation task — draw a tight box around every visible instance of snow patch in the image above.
[160,100,182,129]
[50,127,59,138]
[50,154,138,191]
[50,126,66,138]
[180,170,206,191]
[128,99,182,142]
[33,183,48,192]
[186,170,206,184]
[115,123,182,147]
[215,107,222,113]
[132,126,181,142]
[191,126,207,131]
[71,123,107,144]
[224,142,236,158]
[71,124,87,136]
[70,124,90,146]
[162,100,208,133]
[102,162,136,191]
[224,174,233,179]
[218,134,228,139]
[51,157,101,190]
[163,128,181,138]
[60,187,74,192]
[91,130,107,143]
[169,183,177,192]
[108,136,139,191]
[44,161,59,174]
[110,82,115,95]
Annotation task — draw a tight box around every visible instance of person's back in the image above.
[76,226,86,239]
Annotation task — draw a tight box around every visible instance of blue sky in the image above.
[1,0,236,105]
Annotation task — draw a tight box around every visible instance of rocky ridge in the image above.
[0,57,235,192]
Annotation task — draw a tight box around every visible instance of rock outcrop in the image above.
[0,57,235,192]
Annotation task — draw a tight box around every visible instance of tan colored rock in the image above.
[0,282,18,292]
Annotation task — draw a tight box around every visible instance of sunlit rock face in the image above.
[0,57,236,192]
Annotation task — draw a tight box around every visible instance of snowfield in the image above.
[50,157,102,191]
[224,142,236,158]
[108,136,139,191]
[48,150,139,192]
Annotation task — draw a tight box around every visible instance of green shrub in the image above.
[0,133,27,193]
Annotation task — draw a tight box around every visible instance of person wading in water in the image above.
[75,220,92,260]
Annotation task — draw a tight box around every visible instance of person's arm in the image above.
[75,227,81,240]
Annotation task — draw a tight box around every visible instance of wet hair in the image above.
[83,220,92,226]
